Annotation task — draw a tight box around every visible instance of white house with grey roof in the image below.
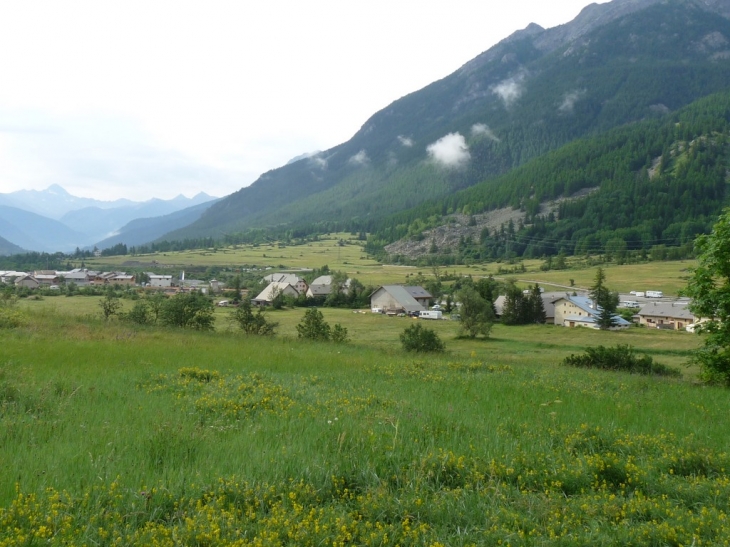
[370,285,432,314]
[252,281,300,306]
[553,294,630,329]
[262,273,308,295]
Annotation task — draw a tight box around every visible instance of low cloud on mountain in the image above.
[559,89,587,113]
[491,75,525,108]
[426,133,470,168]
[471,123,500,142]
[348,150,370,166]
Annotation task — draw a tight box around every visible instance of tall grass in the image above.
[1,309,728,545]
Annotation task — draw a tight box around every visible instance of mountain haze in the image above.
[162,0,730,242]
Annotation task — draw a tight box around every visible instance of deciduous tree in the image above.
[685,208,730,385]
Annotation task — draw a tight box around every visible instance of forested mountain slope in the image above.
[374,91,730,262]
[163,0,730,242]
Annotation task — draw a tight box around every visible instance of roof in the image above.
[372,285,428,313]
[262,273,302,285]
[638,301,694,320]
[554,294,631,326]
[149,275,173,280]
[253,282,299,302]
[311,275,333,285]
[307,284,332,296]
[404,286,432,299]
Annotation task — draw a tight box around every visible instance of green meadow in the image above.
[87,232,696,295]
[3,284,730,545]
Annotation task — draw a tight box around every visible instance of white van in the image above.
[419,310,443,320]
[646,291,664,298]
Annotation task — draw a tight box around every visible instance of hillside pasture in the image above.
[3,300,727,545]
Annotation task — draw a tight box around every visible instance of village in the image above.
[0,266,700,332]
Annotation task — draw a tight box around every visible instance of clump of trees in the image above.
[501,283,546,325]
[400,323,445,353]
[296,308,348,343]
[115,291,215,331]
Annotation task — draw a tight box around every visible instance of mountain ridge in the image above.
[160,0,730,243]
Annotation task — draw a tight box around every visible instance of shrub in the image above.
[563,344,680,377]
[231,300,278,335]
[296,308,331,341]
[400,324,445,353]
[331,323,349,343]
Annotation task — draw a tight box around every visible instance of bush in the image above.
[120,301,152,325]
[400,324,445,353]
[563,344,680,377]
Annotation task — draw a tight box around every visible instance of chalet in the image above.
[638,301,695,330]
[34,274,61,286]
[93,272,119,284]
[110,274,136,286]
[60,269,92,285]
[252,282,299,306]
[14,275,40,289]
[552,294,630,329]
[370,285,431,314]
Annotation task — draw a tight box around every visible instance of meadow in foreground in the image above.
[1,308,729,546]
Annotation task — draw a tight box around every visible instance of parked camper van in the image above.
[646,291,664,298]
[419,310,443,320]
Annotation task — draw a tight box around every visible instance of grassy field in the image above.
[3,296,729,545]
[2,246,716,545]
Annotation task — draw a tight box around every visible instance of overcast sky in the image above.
[0,0,606,202]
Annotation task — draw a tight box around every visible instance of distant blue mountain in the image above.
[0,205,89,253]
[93,199,221,250]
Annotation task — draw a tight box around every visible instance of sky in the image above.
[0,0,607,202]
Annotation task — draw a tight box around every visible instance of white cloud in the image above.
[397,135,413,147]
[348,149,370,166]
[471,123,500,142]
[426,133,470,168]
[308,154,328,169]
[559,89,586,113]
[491,75,525,108]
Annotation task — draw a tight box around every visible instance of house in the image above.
[93,272,119,284]
[149,275,173,288]
[0,271,28,284]
[262,273,308,295]
[370,285,431,314]
[14,275,40,289]
[552,294,630,329]
[252,282,299,306]
[110,274,136,286]
[638,301,695,330]
[305,275,351,298]
[34,274,61,286]
[60,269,92,285]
